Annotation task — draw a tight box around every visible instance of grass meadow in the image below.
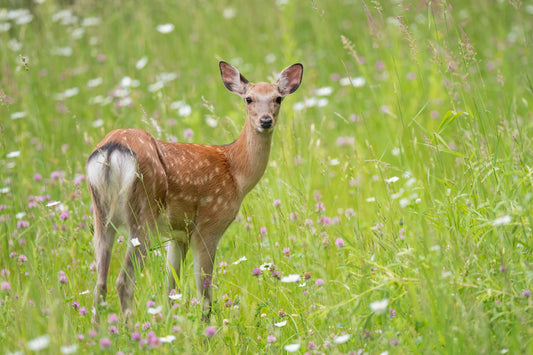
[1,0,533,353]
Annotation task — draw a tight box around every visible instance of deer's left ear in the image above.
[278,63,303,97]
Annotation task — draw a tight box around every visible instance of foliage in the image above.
[1,0,532,353]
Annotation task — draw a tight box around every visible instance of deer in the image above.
[86,61,303,326]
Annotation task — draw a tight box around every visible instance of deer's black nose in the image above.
[260,116,273,129]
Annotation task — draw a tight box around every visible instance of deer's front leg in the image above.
[191,230,220,321]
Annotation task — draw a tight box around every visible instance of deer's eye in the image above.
[275,96,283,104]
[245,97,253,104]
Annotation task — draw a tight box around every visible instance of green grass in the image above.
[1,0,532,353]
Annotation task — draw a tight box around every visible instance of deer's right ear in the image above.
[219,61,249,96]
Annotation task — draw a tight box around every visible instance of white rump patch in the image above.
[87,149,138,226]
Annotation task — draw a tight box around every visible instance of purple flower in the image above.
[17,220,30,229]
[335,238,345,248]
[60,210,69,220]
[1,281,10,291]
[18,254,28,262]
[203,278,211,289]
[253,268,262,276]
[72,301,79,309]
[78,307,88,315]
[273,199,281,207]
[315,279,324,286]
[146,300,156,308]
[132,332,141,341]
[307,341,317,350]
[345,208,355,218]
[99,338,112,348]
[50,171,62,181]
[108,313,119,323]
[34,173,42,181]
[58,270,68,283]
[282,248,291,258]
[146,331,159,347]
[142,321,151,330]
[108,326,119,334]
[73,175,85,186]
[204,325,216,337]
[260,227,267,236]
[267,335,276,343]
[523,289,532,297]
[225,299,233,307]
[183,128,194,138]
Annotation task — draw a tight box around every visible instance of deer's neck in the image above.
[223,119,273,196]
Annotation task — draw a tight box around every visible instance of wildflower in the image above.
[183,128,194,138]
[304,219,314,227]
[260,227,267,235]
[390,339,400,346]
[27,335,51,351]
[60,344,78,354]
[17,220,30,229]
[345,208,355,218]
[252,268,262,276]
[280,274,301,283]
[99,338,112,348]
[34,173,42,181]
[204,325,216,337]
[169,292,183,301]
[142,321,151,330]
[493,215,511,226]
[385,176,399,184]
[316,86,333,96]
[267,335,276,343]
[18,254,28,262]
[159,335,176,343]
[315,279,324,286]
[147,331,160,347]
[284,343,301,352]
[1,281,10,290]
[315,201,325,212]
[370,299,389,314]
[307,341,317,350]
[522,289,532,297]
[389,308,397,318]
[108,313,119,323]
[131,238,141,247]
[146,300,156,308]
[108,326,119,334]
[58,271,68,283]
[335,238,345,248]
[148,306,162,314]
[273,199,281,207]
[333,333,351,344]
[274,320,287,327]
[282,248,291,257]
[232,256,247,264]
[132,332,142,341]
[78,307,88,315]
[156,23,174,33]
[71,301,79,309]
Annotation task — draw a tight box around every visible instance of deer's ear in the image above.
[278,63,303,96]
[219,61,249,96]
